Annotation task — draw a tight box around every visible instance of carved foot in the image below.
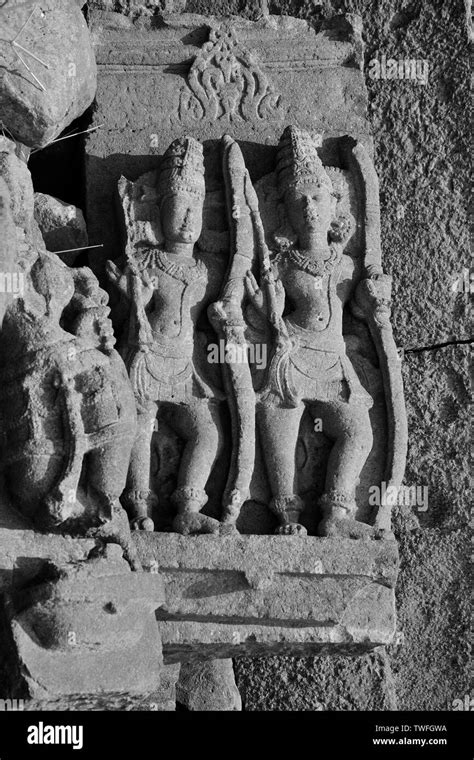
[41,490,75,529]
[130,516,155,532]
[172,512,220,535]
[317,514,385,540]
[219,521,239,536]
[122,489,157,532]
[93,505,142,571]
[269,495,305,535]
[275,522,307,536]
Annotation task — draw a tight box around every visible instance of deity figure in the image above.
[244,126,405,538]
[0,262,138,563]
[108,137,235,535]
[0,138,138,565]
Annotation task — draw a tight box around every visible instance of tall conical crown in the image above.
[156,136,205,201]
[276,126,332,196]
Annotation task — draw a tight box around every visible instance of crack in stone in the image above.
[402,338,472,354]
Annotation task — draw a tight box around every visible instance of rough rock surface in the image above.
[176,660,242,711]
[234,649,396,711]
[0,0,97,149]
[0,137,44,325]
[391,345,470,710]
[34,192,88,264]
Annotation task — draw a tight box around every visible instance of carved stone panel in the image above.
[85,12,370,271]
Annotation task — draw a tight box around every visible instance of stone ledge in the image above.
[135,534,399,661]
[0,528,94,592]
[0,529,399,662]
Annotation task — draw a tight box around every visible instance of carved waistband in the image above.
[285,319,346,353]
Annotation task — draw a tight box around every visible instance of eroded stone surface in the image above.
[34,193,88,264]
[177,659,242,710]
[234,648,397,711]
[0,140,139,567]
[0,0,97,150]
[1,548,165,700]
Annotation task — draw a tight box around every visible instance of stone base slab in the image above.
[0,529,399,664]
[134,533,399,661]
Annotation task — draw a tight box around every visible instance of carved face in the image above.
[284,184,335,239]
[30,255,75,319]
[161,193,203,245]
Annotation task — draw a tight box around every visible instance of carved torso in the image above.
[276,245,355,335]
[127,246,225,403]
[265,246,371,407]
[141,248,208,345]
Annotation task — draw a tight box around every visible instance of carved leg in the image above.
[167,400,223,535]
[123,401,157,532]
[86,437,141,569]
[313,400,374,538]
[6,453,63,526]
[257,402,306,535]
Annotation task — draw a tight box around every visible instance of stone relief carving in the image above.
[0,138,139,567]
[108,127,407,539]
[178,24,283,125]
[0,9,411,710]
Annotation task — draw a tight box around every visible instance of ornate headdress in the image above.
[156,136,205,202]
[276,126,333,197]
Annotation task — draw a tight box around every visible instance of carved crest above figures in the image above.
[178,24,284,125]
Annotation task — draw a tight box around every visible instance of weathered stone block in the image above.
[135,533,398,661]
[0,0,97,149]
[177,659,242,710]
[1,547,165,700]
[0,528,95,592]
[34,193,88,264]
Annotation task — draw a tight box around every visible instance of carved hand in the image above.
[244,270,285,321]
[106,260,129,296]
[354,273,392,317]
[106,260,155,306]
